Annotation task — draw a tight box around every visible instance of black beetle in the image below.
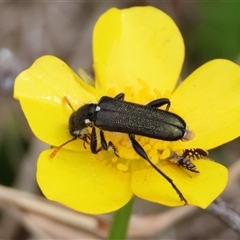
[65,93,196,205]
[69,92,193,152]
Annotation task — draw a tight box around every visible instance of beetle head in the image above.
[69,104,96,139]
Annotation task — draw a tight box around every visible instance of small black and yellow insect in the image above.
[168,148,208,173]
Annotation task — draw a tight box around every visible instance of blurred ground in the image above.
[0,1,240,239]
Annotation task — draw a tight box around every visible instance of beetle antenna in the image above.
[50,137,77,158]
[64,96,75,112]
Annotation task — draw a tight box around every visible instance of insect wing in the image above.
[95,97,186,141]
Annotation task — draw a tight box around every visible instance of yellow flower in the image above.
[14,6,240,214]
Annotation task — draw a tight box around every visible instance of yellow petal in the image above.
[14,56,100,150]
[131,159,228,208]
[171,59,240,150]
[37,149,133,214]
[93,7,184,95]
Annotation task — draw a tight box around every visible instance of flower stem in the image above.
[108,198,134,240]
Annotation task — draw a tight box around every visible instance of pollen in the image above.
[117,163,128,171]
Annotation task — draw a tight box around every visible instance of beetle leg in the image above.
[83,141,87,149]
[128,134,188,205]
[82,133,91,149]
[129,134,149,160]
[146,98,171,111]
[100,130,108,150]
[90,127,102,154]
[114,93,125,100]
[109,141,119,157]
[99,130,119,157]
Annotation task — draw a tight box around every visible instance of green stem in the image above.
[108,198,134,240]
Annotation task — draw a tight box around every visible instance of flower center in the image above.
[94,80,187,173]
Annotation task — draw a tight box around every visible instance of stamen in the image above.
[64,96,75,111]
[50,137,76,158]
[117,163,128,171]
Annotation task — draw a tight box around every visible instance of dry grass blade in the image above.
[0,184,104,239]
